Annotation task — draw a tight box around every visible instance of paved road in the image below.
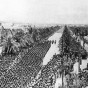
[43,27,64,65]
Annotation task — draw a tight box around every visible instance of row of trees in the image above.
[0,25,59,57]
[58,25,88,88]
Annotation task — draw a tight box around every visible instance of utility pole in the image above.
[62,26,64,88]
[62,60,64,88]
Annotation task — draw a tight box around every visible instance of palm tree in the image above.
[2,37,20,56]
[13,30,34,49]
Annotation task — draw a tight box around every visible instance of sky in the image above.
[0,0,88,24]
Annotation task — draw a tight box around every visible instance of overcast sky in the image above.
[0,0,88,24]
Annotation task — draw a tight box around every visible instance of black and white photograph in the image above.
[0,0,88,88]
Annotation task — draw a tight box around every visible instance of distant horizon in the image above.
[0,21,88,25]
